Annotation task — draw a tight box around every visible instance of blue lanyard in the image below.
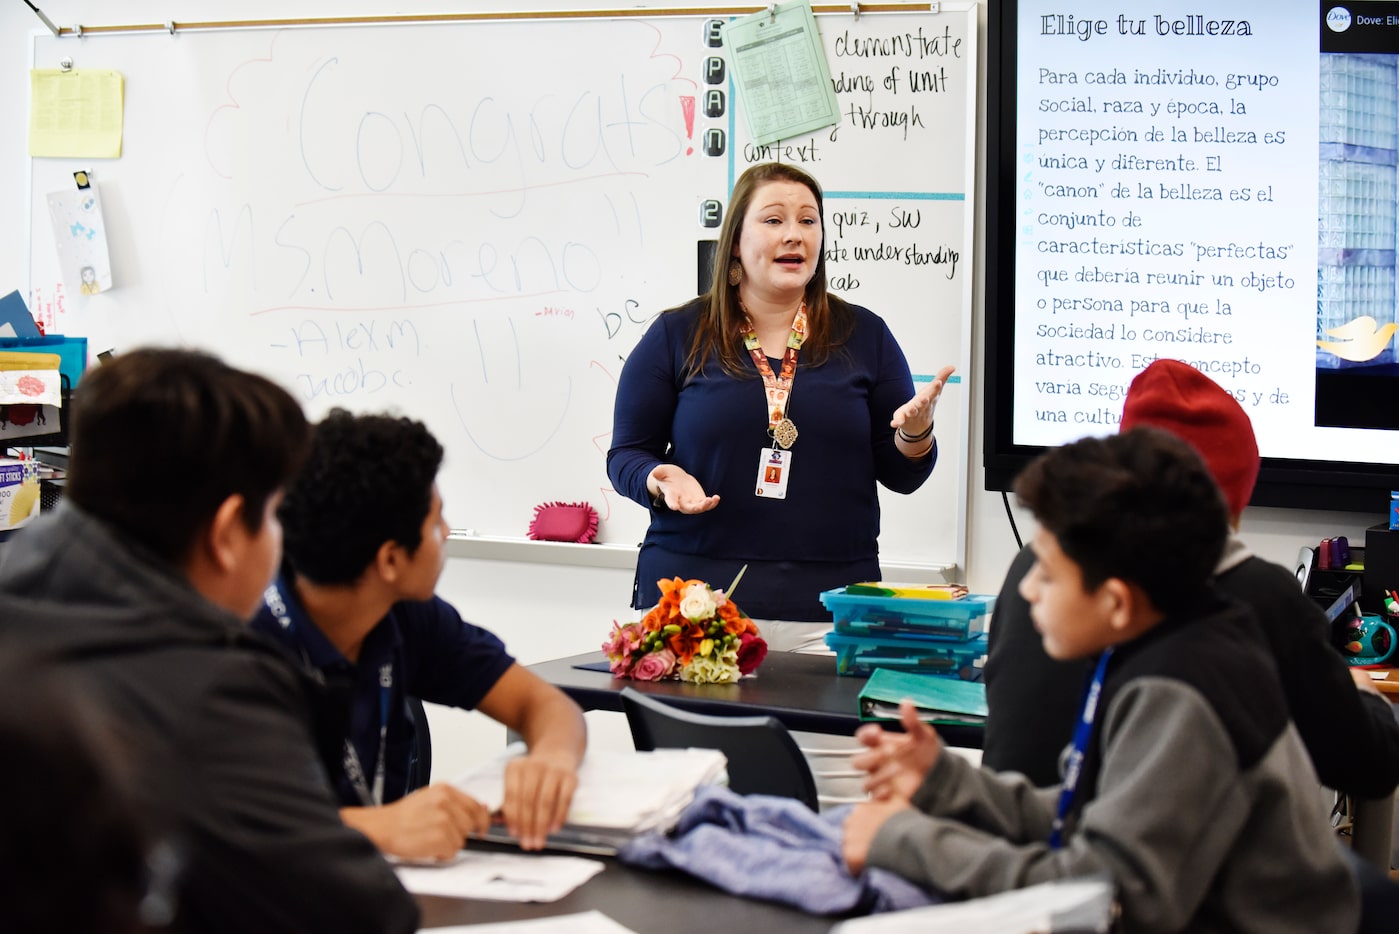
[342,665,393,807]
[263,582,393,807]
[1049,647,1114,850]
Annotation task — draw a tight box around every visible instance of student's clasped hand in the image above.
[842,796,910,875]
[501,750,580,851]
[852,698,943,800]
[343,783,491,861]
[843,699,944,873]
[890,364,956,433]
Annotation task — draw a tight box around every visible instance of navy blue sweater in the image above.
[607,298,934,620]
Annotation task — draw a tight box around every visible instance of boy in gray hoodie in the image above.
[843,428,1357,933]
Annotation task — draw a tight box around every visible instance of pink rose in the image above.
[630,649,677,681]
[736,631,768,675]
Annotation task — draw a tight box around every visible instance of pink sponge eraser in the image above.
[528,501,599,543]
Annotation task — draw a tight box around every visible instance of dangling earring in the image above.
[728,258,743,287]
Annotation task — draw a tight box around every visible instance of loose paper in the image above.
[394,850,604,903]
[29,69,124,158]
[0,369,62,407]
[722,1,841,146]
[427,910,638,934]
[832,877,1115,933]
[46,186,113,296]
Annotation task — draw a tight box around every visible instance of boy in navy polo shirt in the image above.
[842,428,1357,933]
[251,409,586,860]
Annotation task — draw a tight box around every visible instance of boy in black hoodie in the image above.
[0,349,418,934]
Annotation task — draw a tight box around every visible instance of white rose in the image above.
[679,583,718,621]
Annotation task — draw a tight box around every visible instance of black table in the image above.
[416,842,842,931]
[527,651,984,749]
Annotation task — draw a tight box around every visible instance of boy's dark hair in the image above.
[66,349,310,565]
[1014,427,1229,613]
[280,409,444,585]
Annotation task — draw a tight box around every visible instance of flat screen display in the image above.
[986,0,1399,511]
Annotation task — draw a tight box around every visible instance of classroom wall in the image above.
[2,1,1381,779]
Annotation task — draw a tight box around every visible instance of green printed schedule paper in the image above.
[858,668,987,727]
[721,1,841,146]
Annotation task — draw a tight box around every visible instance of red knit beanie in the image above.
[1119,359,1260,517]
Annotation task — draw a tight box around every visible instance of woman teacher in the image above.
[607,162,955,650]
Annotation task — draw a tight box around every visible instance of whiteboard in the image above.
[26,5,977,570]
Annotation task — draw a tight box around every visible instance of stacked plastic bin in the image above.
[818,587,995,680]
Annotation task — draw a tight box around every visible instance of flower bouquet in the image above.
[602,577,768,684]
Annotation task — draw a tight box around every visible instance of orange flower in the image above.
[666,622,706,665]
[717,603,753,636]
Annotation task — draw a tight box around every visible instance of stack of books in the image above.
[819,583,995,680]
[454,744,727,854]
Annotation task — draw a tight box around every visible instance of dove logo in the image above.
[1326,7,1351,32]
[1317,315,1398,362]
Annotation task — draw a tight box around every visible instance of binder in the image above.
[857,668,988,726]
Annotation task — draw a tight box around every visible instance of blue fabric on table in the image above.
[617,785,938,916]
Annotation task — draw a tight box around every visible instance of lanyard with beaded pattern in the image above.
[740,302,808,450]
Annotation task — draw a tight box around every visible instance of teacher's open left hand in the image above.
[890,364,955,434]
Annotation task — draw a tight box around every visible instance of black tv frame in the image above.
[983,0,1399,514]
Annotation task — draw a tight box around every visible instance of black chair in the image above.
[406,695,432,793]
[620,687,819,811]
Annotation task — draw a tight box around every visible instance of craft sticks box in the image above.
[0,459,42,531]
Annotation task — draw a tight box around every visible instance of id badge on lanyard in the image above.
[743,303,807,500]
[755,447,792,499]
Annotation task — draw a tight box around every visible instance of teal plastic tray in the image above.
[824,631,988,678]
[819,588,995,642]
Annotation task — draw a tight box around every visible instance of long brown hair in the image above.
[683,162,852,378]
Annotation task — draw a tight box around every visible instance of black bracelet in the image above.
[650,489,668,512]
[897,422,934,443]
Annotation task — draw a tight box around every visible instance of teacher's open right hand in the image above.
[648,465,721,514]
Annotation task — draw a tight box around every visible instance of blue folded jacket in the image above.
[617,785,938,916]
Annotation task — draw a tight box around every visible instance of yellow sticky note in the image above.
[29,68,124,158]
